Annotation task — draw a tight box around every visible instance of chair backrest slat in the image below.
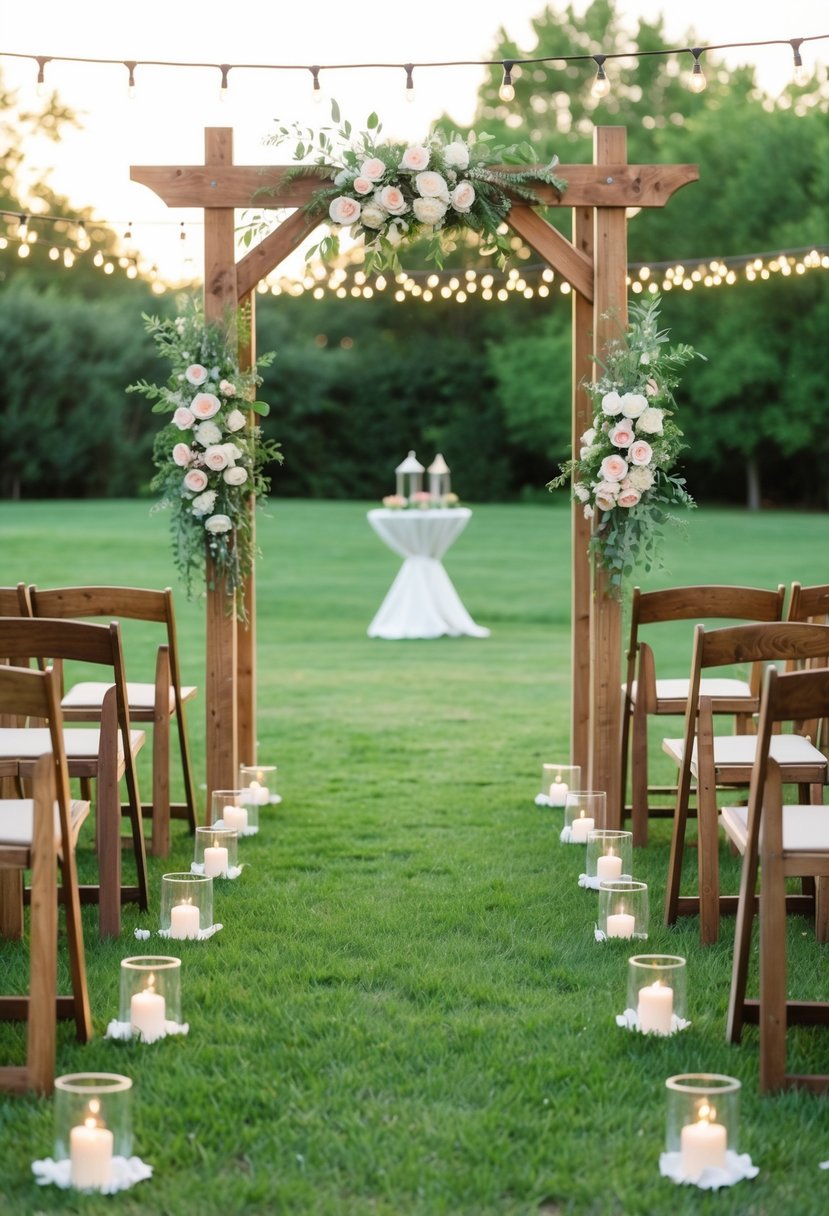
[30,586,167,625]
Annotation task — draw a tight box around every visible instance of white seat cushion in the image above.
[721,803,829,853]
[0,726,144,761]
[0,798,60,847]
[663,734,827,774]
[628,677,753,703]
[62,681,198,714]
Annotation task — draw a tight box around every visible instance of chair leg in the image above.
[0,869,24,939]
[27,754,57,1094]
[151,704,171,858]
[630,703,649,847]
[759,840,788,1093]
[176,704,200,832]
[726,809,762,1044]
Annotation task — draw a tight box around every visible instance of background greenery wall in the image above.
[1,0,827,508]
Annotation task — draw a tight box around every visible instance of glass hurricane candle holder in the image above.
[562,790,606,843]
[537,763,581,807]
[582,829,633,889]
[160,872,213,937]
[119,956,182,1041]
[624,955,688,1035]
[211,789,258,835]
[597,879,648,940]
[238,763,280,807]
[665,1074,741,1182]
[54,1073,132,1191]
[193,825,238,878]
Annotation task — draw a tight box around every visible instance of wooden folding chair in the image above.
[29,585,199,856]
[0,665,92,1095]
[619,584,785,846]
[724,664,829,1093]
[662,621,829,944]
[0,618,148,937]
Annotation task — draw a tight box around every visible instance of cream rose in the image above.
[636,407,664,435]
[225,409,246,432]
[581,427,597,446]
[599,454,629,482]
[609,419,635,448]
[190,392,221,420]
[443,141,470,170]
[223,443,242,463]
[223,466,248,486]
[378,185,408,216]
[601,391,623,416]
[415,171,449,201]
[191,490,217,516]
[617,485,642,508]
[413,196,447,225]
[205,513,233,533]
[360,157,386,181]
[400,145,430,171]
[645,377,660,397]
[620,392,648,419]
[629,439,653,467]
[574,483,590,503]
[626,465,654,491]
[219,379,236,397]
[172,443,193,467]
[185,363,208,386]
[595,482,620,511]
[360,203,387,230]
[450,182,476,213]
[352,176,375,196]
[328,196,362,225]
[183,468,209,493]
[194,420,222,447]
[203,445,230,472]
[173,407,195,430]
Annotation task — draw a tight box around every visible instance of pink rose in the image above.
[190,392,221,420]
[450,181,476,213]
[172,443,193,467]
[609,419,635,448]
[353,176,374,196]
[629,440,653,466]
[183,468,208,492]
[203,445,230,472]
[400,145,430,171]
[185,364,208,386]
[599,454,629,482]
[378,185,408,215]
[594,480,620,511]
[360,157,386,181]
[173,407,195,430]
[618,486,642,508]
[415,171,449,200]
[328,196,362,225]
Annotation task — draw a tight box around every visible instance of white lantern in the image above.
[427,453,451,502]
[395,450,425,500]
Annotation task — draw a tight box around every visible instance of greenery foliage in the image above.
[261,100,567,273]
[128,299,281,609]
[548,295,702,591]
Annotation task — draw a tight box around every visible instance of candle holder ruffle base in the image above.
[48,1073,139,1193]
[32,1156,153,1193]
[105,956,188,1042]
[662,1073,756,1188]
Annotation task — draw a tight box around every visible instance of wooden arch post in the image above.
[132,126,697,809]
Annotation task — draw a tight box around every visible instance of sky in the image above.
[2,0,826,282]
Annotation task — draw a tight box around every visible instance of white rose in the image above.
[333,169,350,186]
[223,466,248,486]
[629,439,653,466]
[626,465,655,491]
[599,455,629,482]
[360,157,386,181]
[225,409,246,432]
[190,392,222,420]
[583,504,594,519]
[223,443,242,463]
[415,171,449,201]
[443,141,470,170]
[637,407,664,435]
[413,196,448,225]
[386,222,404,247]
[185,363,208,386]
[203,445,230,471]
[194,420,222,447]
[351,177,373,196]
[450,181,476,213]
[191,490,217,516]
[574,483,590,503]
[205,513,233,533]
[360,203,387,230]
[601,391,623,416]
[400,145,430,171]
[620,392,648,419]
[581,427,597,446]
[173,407,195,430]
[377,185,408,216]
[328,196,362,226]
[172,443,193,467]
[219,379,236,397]
[183,468,208,493]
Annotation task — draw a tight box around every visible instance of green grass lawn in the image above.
[0,497,828,1215]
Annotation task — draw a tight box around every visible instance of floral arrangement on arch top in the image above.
[548,293,704,593]
[258,101,567,274]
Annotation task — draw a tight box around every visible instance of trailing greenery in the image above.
[1,499,829,1214]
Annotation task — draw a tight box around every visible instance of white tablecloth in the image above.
[367,508,490,640]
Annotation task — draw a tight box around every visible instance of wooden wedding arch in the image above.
[132,125,697,822]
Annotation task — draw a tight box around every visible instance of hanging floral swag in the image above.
[128,298,281,615]
[253,101,567,274]
[548,294,704,593]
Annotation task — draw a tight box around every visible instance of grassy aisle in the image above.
[0,498,828,1215]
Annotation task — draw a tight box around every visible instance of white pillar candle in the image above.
[130,981,166,1040]
[549,778,568,806]
[570,814,594,843]
[596,851,623,881]
[637,980,673,1034]
[223,804,248,832]
[247,779,270,805]
[606,911,635,938]
[170,901,200,939]
[69,1119,114,1190]
[680,1106,727,1178]
[203,845,228,878]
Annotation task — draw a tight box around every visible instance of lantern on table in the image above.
[427,453,451,504]
[395,450,425,501]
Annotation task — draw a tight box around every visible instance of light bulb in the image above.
[689,59,707,93]
[791,42,810,86]
[499,62,514,102]
[219,65,230,103]
[591,61,610,99]
[125,61,136,100]
[310,66,323,103]
[404,64,415,103]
